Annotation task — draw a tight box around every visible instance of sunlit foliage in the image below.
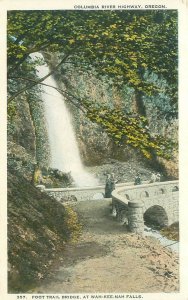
[7,10,178,160]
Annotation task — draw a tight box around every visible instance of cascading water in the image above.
[32,53,98,187]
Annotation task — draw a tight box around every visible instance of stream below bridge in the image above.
[144,226,179,253]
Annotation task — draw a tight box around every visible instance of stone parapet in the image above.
[111,180,179,235]
[42,181,136,202]
[128,202,144,234]
[39,180,179,235]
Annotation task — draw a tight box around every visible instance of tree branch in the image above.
[8,42,51,74]
[8,76,87,114]
[8,51,73,103]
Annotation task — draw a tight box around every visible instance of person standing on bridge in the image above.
[134,173,142,185]
[156,172,161,182]
[150,172,157,183]
[105,173,116,198]
[110,173,116,193]
[105,174,112,198]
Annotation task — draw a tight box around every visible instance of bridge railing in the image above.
[113,180,179,201]
[43,181,137,192]
[37,181,138,202]
[111,180,179,235]
[37,180,179,235]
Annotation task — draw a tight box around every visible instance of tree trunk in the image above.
[133,90,147,117]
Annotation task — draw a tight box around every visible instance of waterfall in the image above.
[32,53,98,187]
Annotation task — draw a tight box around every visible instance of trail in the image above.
[31,200,179,293]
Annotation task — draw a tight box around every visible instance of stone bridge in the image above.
[112,180,179,234]
[38,180,179,235]
[39,182,132,202]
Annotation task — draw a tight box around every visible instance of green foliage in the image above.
[64,205,82,242]
[85,103,176,160]
[7,55,50,166]
[28,92,51,167]
[7,10,178,160]
[8,10,178,99]
[7,101,17,120]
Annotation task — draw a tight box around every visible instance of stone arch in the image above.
[154,188,165,195]
[125,194,130,200]
[92,192,104,200]
[158,188,165,194]
[140,191,149,198]
[172,186,179,192]
[144,205,168,228]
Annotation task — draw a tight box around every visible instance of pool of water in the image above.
[144,226,179,253]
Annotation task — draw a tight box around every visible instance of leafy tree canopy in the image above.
[7,10,178,160]
[8,10,178,98]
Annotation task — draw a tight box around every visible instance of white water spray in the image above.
[32,53,98,187]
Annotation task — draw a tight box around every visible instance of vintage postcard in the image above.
[1,0,188,299]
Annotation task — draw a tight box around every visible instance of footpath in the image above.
[31,199,179,293]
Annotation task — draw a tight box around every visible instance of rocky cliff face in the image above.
[47,54,144,166]
[8,92,50,180]
[7,55,178,178]
[47,54,178,177]
[8,95,36,157]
